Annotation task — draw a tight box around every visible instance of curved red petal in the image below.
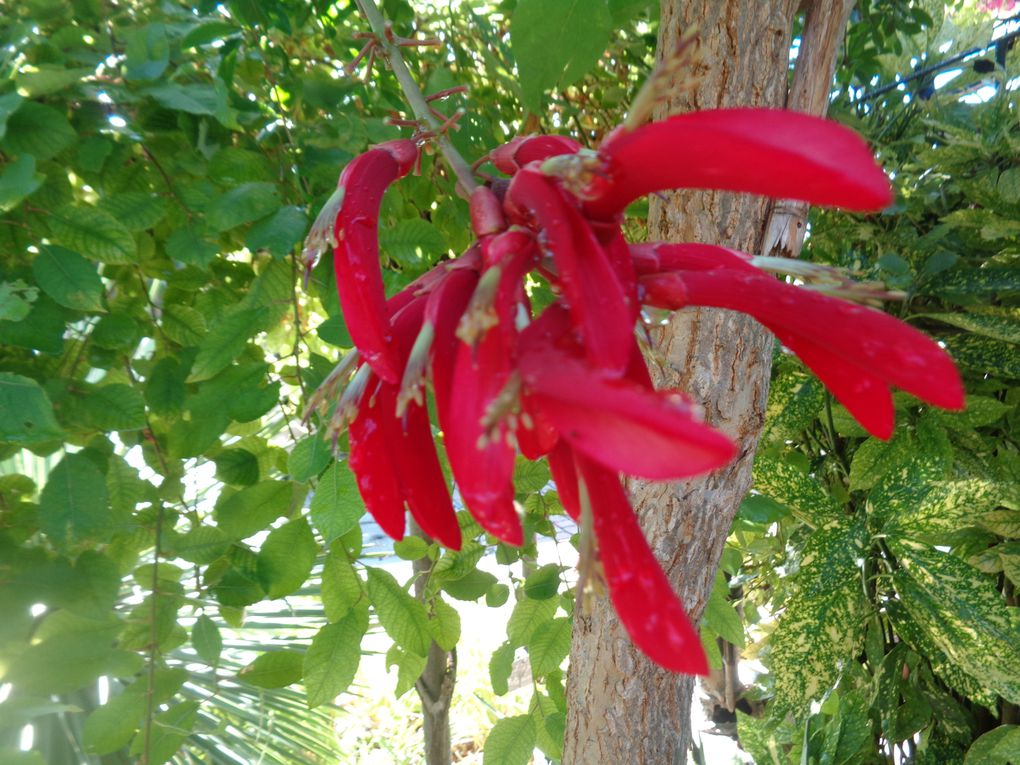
[506,169,632,375]
[547,441,580,520]
[576,455,708,675]
[347,375,406,541]
[520,341,735,480]
[389,392,462,551]
[438,329,520,546]
[587,109,892,220]
[640,270,964,413]
[773,329,895,440]
[333,142,417,382]
[491,134,581,175]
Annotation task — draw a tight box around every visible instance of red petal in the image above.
[520,336,735,480]
[630,242,755,276]
[438,328,520,546]
[491,134,581,175]
[640,270,964,414]
[773,329,895,440]
[547,441,580,520]
[348,375,406,541]
[587,109,893,220]
[389,391,462,551]
[333,142,417,383]
[517,393,559,460]
[506,169,632,375]
[576,455,708,675]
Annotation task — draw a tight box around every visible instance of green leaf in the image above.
[257,518,318,598]
[752,456,839,522]
[965,725,1020,765]
[246,205,308,257]
[144,356,187,416]
[215,480,297,539]
[0,279,37,322]
[609,0,657,23]
[925,267,1020,299]
[97,192,168,231]
[165,228,219,267]
[0,154,44,212]
[192,614,222,665]
[490,642,515,696]
[83,693,143,755]
[187,307,268,382]
[0,101,76,161]
[483,715,536,765]
[944,335,1020,378]
[429,596,461,651]
[322,548,363,622]
[892,541,1020,704]
[128,700,198,764]
[81,384,146,431]
[145,82,221,116]
[238,650,305,688]
[385,644,427,698]
[32,245,104,312]
[214,448,260,485]
[0,372,63,443]
[304,609,367,707]
[15,65,92,97]
[1,615,129,695]
[507,595,558,648]
[0,751,45,765]
[309,461,364,544]
[366,568,432,657]
[0,92,25,141]
[379,218,448,269]
[394,535,430,560]
[207,182,280,232]
[511,0,612,113]
[736,710,789,765]
[762,369,824,443]
[182,21,241,48]
[702,573,744,647]
[169,525,230,564]
[528,617,570,675]
[941,395,1013,430]
[287,435,331,482]
[48,204,136,264]
[768,517,868,712]
[441,568,498,601]
[38,453,111,550]
[124,23,170,81]
[923,310,1020,345]
[523,564,562,600]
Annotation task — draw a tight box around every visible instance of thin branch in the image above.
[355,0,478,196]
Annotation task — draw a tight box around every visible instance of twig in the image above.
[354,0,478,196]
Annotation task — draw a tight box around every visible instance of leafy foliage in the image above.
[729,9,1020,762]
[0,0,657,762]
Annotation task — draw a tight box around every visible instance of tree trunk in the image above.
[563,2,798,763]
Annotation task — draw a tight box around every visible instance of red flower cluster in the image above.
[304,108,964,674]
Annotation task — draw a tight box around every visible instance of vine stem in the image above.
[355,0,478,197]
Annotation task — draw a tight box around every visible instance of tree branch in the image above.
[355,0,478,196]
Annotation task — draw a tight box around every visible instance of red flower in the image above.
[310,107,962,675]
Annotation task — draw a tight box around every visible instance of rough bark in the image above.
[764,0,857,258]
[563,2,798,763]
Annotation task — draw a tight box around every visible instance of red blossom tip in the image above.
[577,455,709,675]
[587,108,893,220]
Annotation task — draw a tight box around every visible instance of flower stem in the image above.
[355,0,478,197]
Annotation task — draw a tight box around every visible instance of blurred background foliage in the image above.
[0,0,1017,763]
